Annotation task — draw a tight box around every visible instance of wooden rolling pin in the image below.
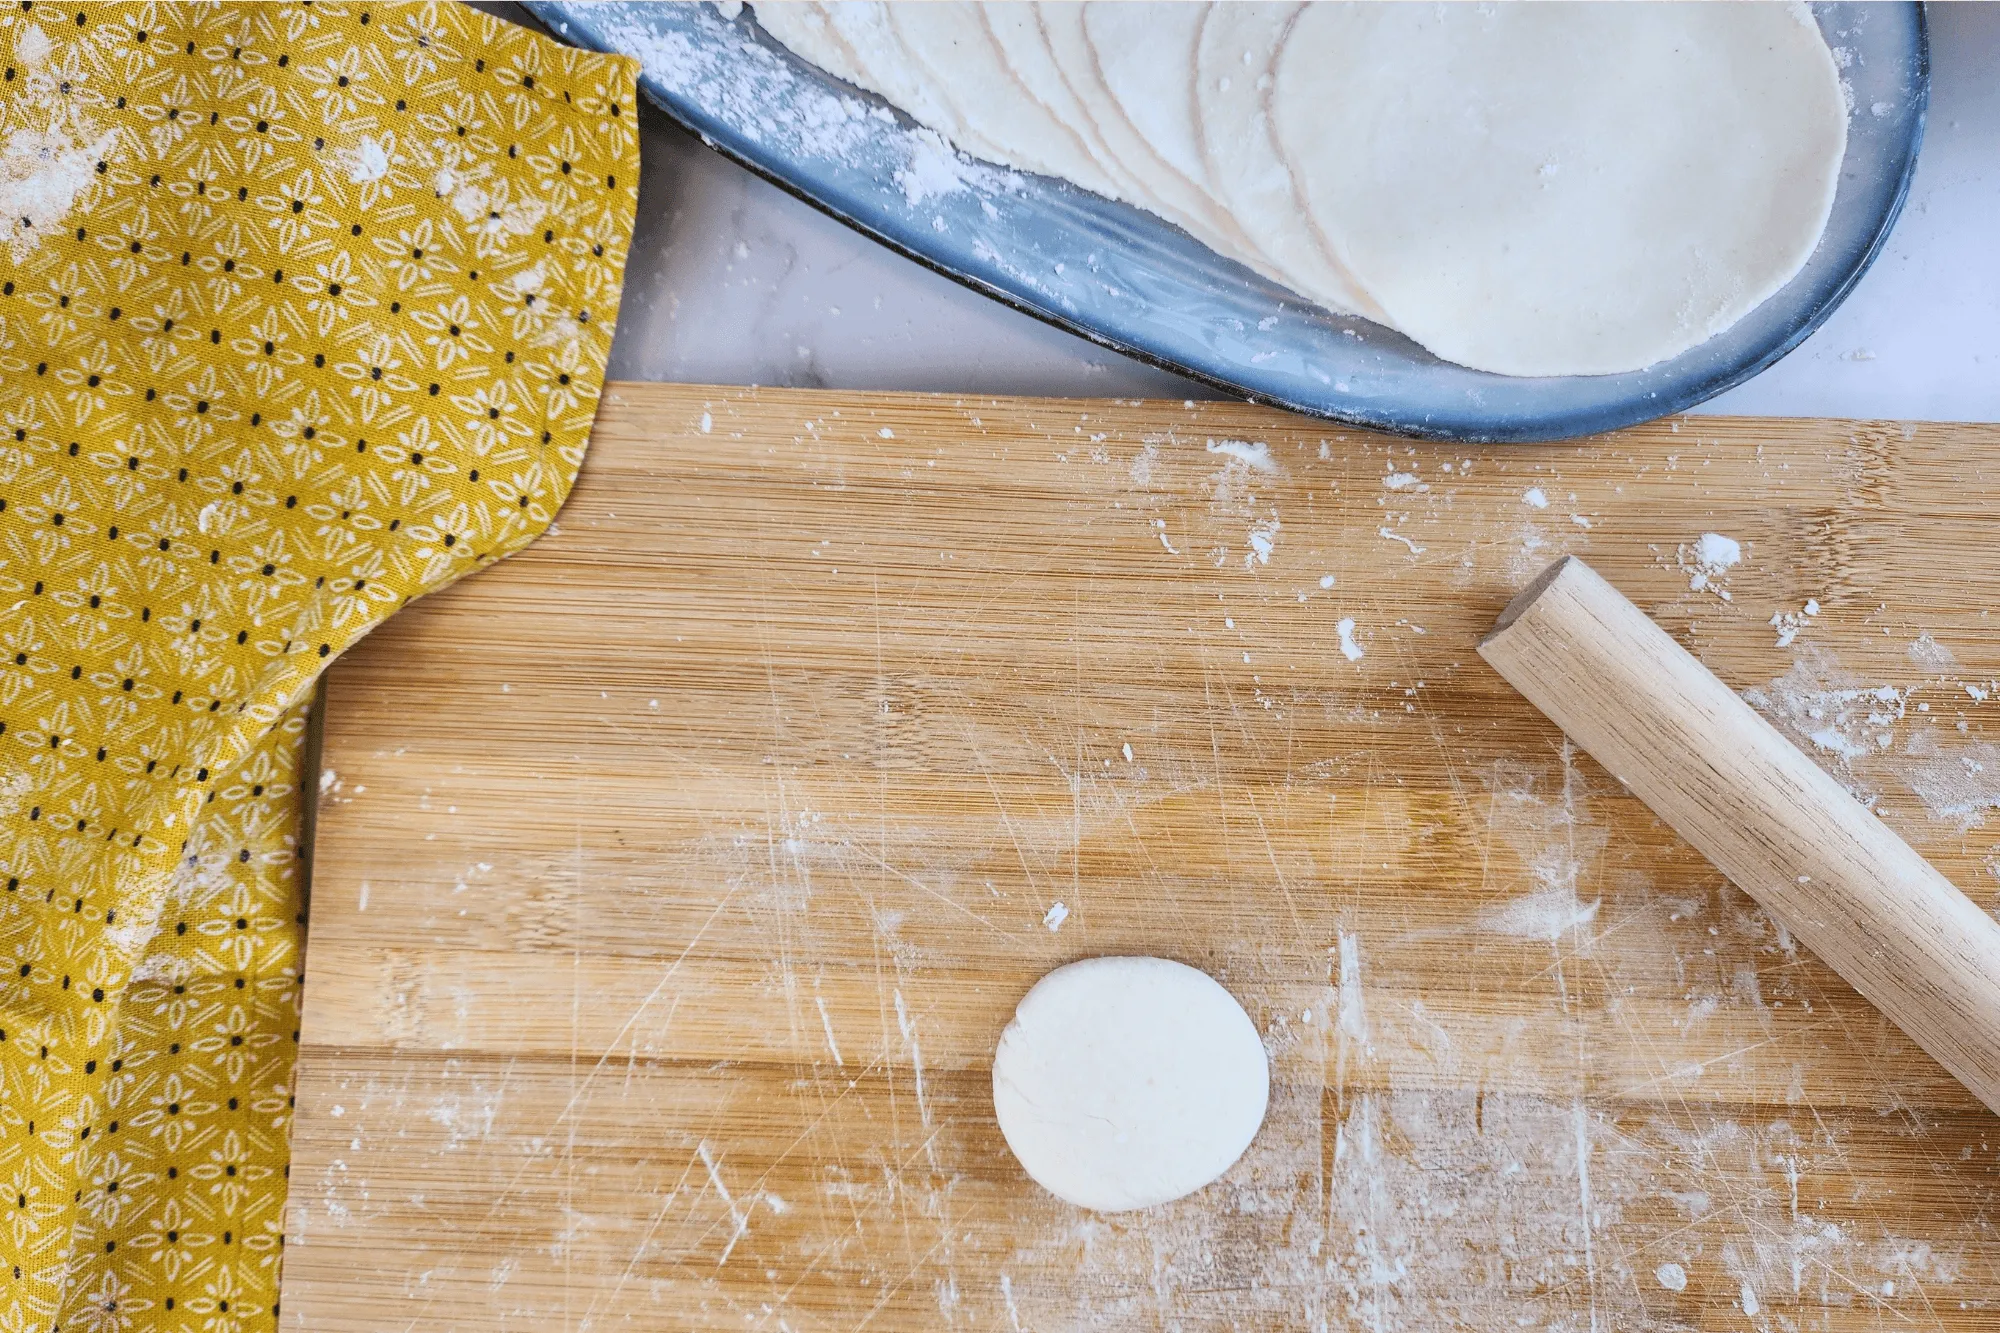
[1480,556,2000,1117]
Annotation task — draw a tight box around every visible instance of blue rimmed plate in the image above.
[527,1,1927,442]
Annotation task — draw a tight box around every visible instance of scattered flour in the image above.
[991,972,1893,1333]
[588,0,1014,220]
[1378,526,1425,555]
[3,126,118,260]
[1335,931,1368,1051]
[1336,617,1364,662]
[1245,517,1279,566]
[1478,882,1601,941]
[1205,438,1277,473]
[1745,647,1905,768]
[551,727,1976,1331]
[345,134,391,184]
[1901,735,2000,831]
[0,772,32,818]
[1693,531,1740,569]
[1679,531,1742,596]
[1748,645,2000,828]
[16,21,49,63]
[427,1085,504,1152]
[896,127,974,204]
[1478,749,1607,944]
[1203,437,1281,571]
[1769,597,1820,649]
[1129,440,1160,486]
[1522,486,1549,508]
[1041,901,1069,932]
[1909,631,1958,671]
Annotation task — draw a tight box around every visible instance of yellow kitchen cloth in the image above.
[0,4,639,1328]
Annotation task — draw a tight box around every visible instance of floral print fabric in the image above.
[0,4,637,1327]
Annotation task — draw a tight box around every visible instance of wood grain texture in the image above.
[284,384,2000,1331]
[1481,556,2000,1116]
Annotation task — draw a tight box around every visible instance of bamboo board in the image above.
[284,383,2000,1331]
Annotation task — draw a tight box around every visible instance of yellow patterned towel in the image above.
[0,4,638,1327]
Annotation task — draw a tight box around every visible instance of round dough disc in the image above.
[991,956,1269,1212]
[1272,3,1846,376]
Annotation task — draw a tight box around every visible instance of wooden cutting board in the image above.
[283,383,2000,1332]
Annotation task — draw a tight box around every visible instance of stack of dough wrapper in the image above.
[752,1,1849,378]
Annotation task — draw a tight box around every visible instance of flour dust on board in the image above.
[1748,639,2000,834]
[665,421,1998,1330]
[311,400,2000,1330]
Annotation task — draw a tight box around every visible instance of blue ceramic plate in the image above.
[527,1,1927,442]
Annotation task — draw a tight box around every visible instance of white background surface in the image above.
[595,3,1999,423]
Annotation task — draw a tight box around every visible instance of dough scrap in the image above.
[1271,2,1846,376]
[991,955,1269,1212]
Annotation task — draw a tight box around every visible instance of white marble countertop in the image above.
[597,4,1999,424]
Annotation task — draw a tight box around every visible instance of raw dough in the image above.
[890,4,1121,197]
[1193,1,1379,319]
[991,956,1269,1212]
[1038,2,1265,272]
[815,3,985,156]
[751,1,1848,379]
[980,2,1141,200]
[1080,2,1218,214]
[748,2,874,93]
[1271,3,1846,376]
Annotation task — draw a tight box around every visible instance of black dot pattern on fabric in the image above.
[0,5,638,1326]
